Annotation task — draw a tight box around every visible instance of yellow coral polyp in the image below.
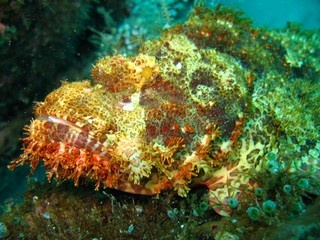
[140,66,154,79]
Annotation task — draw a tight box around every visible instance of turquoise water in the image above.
[209,0,320,28]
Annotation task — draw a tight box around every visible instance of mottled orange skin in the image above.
[10,29,250,216]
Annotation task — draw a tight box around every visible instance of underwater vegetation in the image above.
[1,2,320,239]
